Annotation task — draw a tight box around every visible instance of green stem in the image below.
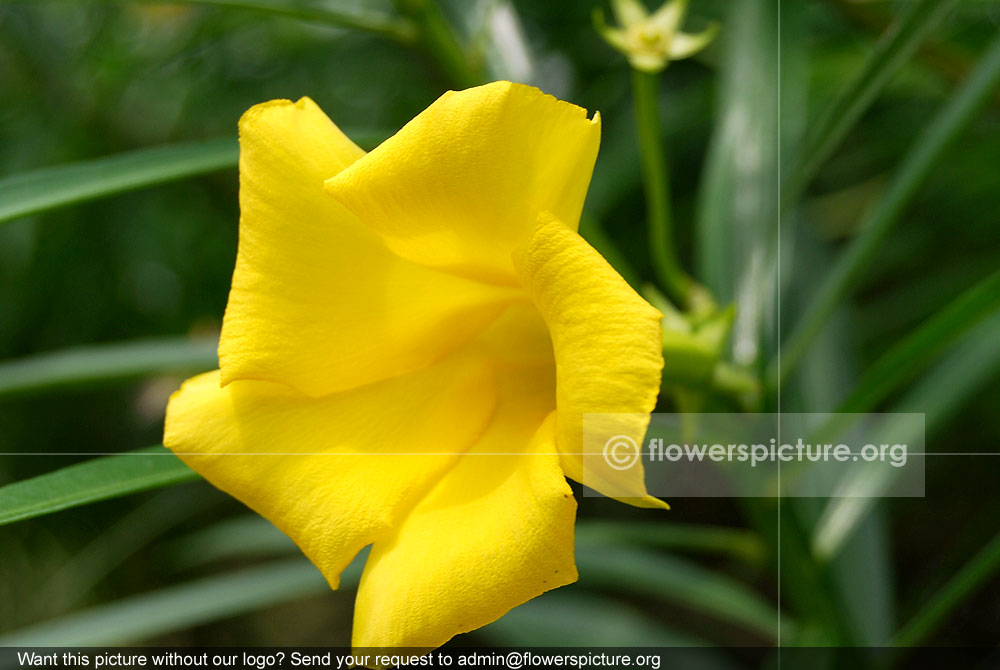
[892,531,1000,648]
[393,0,483,88]
[769,31,1000,391]
[631,69,690,306]
[712,361,762,407]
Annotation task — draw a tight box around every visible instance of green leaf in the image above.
[772,32,1000,389]
[826,507,896,646]
[34,489,212,619]
[770,502,858,645]
[0,337,218,400]
[575,520,765,566]
[393,0,484,89]
[2,518,775,645]
[782,248,897,645]
[164,515,297,571]
[150,515,772,645]
[892,530,1000,648]
[900,310,1000,434]
[694,0,781,367]
[782,0,960,210]
[0,446,200,527]
[812,310,1000,559]
[0,128,389,227]
[575,543,789,642]
[126,0,417,41]
[0,558,337,645]
[837,268,1000,413]
[0,139,237,226]
[481,591,707,647]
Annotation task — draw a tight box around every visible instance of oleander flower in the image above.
[164,81,666,650]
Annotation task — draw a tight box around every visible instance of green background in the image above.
[1,0,999,662]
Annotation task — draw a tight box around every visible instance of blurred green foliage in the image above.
[1,0,1000,662]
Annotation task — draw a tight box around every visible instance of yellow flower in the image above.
[164,81,666,649]
[595,0,719,73]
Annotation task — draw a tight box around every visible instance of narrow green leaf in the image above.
[165,515,296,571]
[167,515,769,582]
[812,311,1000,558]
[0,558,337,645]
[482,592,707,647]
[900,310,1000,434]
[2,518,776,645]
[393,0,484,88]
[0,139,237,226]
[168,516,768,595]
[575,520,766,566]
[770,502,857,645]
[30,490,212,622]
[782,0,960,210]
[0,447,199,527]
[837,268,1000,413]
[0,129,389,227]
[0,337,218,400]
[575,544,789,642]
[694,0,780,367]
[126,0,418,41]
[772,32,1000,389]
[826,507,896,645]
[783,251,896,645]
[892,531,1000,648]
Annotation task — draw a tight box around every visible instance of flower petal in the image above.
[220,97,520,397]
[324,82,601,284]
[612,0,650,26]
[353,404,575,649]
[668,24,720,60]
[467,300,555,368]
[163,352,497,589]
[647,0,687,35]
[513,214,667,508]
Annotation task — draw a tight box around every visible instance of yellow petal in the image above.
[667,24,720,60]
[629,52,670,73]
[466,300,555,368]
[324,81,601,284]
[612,0,650,26]
[647,0,687,36]
[220,97,520,396]
[353,390,575,649]
[163,352,497,589]
[513,213,667,509]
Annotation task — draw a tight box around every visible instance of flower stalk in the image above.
[631,68,691,306]
[597,0,718,307]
